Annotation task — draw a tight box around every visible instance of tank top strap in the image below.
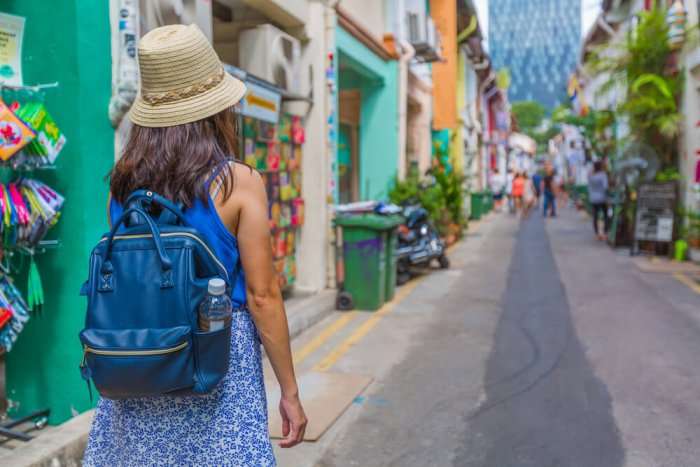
[207,158,236,200]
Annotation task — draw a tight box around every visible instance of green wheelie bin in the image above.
[335,214,401,311]
[470,192,484,220]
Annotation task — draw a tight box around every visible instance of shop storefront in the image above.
[225,66,306,290]
[1,2,114,426]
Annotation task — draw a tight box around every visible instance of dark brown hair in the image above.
[110,108,238,207]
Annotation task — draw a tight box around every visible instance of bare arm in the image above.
[215,165,306,448]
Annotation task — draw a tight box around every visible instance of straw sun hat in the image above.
[129,24,247,127]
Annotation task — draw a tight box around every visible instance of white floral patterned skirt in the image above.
[83,312,275,467]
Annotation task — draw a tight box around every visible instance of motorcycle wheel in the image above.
[438,254,450,269]
[396,272,411,285]
[336,291,354,311]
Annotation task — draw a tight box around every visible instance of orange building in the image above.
[430,0,458,130]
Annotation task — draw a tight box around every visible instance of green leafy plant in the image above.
[552,105,617,158]
[655,167,681,182]
[511,100,547,135]
[388,164,467,238]
[585,4,683,166]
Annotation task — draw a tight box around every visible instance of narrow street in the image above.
[274,206,700,467]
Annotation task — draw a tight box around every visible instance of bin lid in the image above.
[335,213,404,230]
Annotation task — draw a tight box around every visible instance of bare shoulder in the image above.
[231,162,266,200]
[232,161,263,187]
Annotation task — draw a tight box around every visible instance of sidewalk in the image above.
[272,212,501,466]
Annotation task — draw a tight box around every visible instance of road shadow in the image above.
[456,214,625,467]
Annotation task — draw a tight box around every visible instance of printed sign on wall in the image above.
[0,13,25,86]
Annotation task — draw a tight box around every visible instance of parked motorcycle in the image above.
[395,203,449,285]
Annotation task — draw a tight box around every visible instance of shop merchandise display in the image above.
[0,88,65,353]
[0,275,30,353]
[0,98,35,161]
[241,113,305,288]
[0,89,66,169]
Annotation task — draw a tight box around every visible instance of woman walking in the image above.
[511,172,525,214]
[588,160,610,241]
[83,25,306,466]
[542,164,557,218]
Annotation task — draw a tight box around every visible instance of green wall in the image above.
[2,1,114,424]
[336,26,399,201]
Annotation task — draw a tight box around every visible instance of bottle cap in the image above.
[208,278,226,295]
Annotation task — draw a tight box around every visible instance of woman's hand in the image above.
[278,393,307,448]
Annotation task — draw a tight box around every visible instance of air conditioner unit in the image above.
[406,12,441,62]
[239,24,301,94]
[140,0,212,40]
[406,11,425,44]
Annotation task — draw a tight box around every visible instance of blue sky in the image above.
[472,0,602,48]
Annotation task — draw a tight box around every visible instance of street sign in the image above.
[633,181,676,254]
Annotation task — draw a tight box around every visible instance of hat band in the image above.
[141,69,225,105]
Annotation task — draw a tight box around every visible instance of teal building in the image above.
[335,23,399,203]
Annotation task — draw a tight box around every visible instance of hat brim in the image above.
[129,73,247,128]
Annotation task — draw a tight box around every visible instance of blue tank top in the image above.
[109,193,247,308]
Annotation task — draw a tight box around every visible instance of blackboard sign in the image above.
[633,182,676,247]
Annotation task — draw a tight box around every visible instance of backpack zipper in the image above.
[82,341,189,366]
[99,232,228,281]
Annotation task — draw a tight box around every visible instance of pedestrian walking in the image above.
[505,169,515,213]
[588,160,610,241]
[490,168,505,210]
[532,170,542,207]
[82,24,306,466]
[522,173,536,218]
[543,165,557,217]
[511,172,525,214]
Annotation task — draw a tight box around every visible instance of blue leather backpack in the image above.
[79,190,231,399]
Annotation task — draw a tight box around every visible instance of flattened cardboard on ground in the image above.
[266,371,372,441]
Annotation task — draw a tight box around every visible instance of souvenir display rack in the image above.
[0,83,65,440]
[239,113,305,290]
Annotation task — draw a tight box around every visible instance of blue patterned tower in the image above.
[488,0,581,109]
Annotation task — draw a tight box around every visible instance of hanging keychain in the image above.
[27,254,44,313]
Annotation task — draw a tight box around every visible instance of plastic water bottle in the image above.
[198,278,232,332]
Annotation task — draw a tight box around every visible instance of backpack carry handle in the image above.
[100,207,174,290]
[126,190,187,225]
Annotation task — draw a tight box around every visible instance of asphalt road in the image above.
[277,207,700,467]
[457,213,624,467]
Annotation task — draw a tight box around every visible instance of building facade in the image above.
[489,0,581,109]
[335,5,400,203]
[679,0,700,223]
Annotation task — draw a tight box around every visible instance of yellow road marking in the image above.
[293,312,358,366]
[674,273,700,295]
[313,277,424,372]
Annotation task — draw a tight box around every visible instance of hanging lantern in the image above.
[667,0,687,50]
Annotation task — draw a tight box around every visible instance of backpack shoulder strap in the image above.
[125,190,188,225]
